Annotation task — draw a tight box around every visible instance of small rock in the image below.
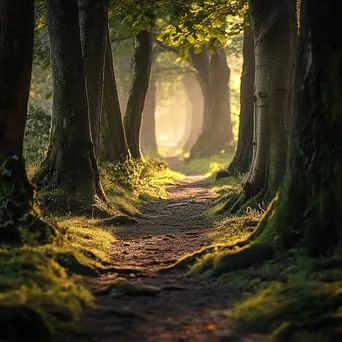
[165,234,176,239]
[123,242,131,246]
[141,235,153,239]
[122,250,129,255]
[186,232,200,236]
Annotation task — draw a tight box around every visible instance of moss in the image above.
[0,246,93,334]
[228,256,342,341]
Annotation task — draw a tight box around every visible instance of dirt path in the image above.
[55,160,263,342]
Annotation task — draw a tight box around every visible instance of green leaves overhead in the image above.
[157,0,247,56]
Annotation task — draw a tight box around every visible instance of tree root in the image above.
[158,206,276,275]
[211,244,275,276]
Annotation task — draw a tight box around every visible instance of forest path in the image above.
[55,159,263,342]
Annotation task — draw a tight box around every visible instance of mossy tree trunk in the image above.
[35,0,106,210]
[100,29,130,163]
[205,0,342,276]
[0,0,55,245]
[78,0,108,155]
[124,30,153,159]
[227,0,297,214]
[218,27,255,178]
[141,78,158,156]
[189,46,234,159]
[259,0,342,256]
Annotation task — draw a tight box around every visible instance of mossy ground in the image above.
[179,176,342,342]
[183,153,234,178]
[1,159,183,340]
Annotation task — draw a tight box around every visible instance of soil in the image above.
[54,159,265,342]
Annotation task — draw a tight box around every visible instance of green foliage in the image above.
[157,1,247,55]
[24,105,51,165]
[101,158,183,199]
[184,153,234,178]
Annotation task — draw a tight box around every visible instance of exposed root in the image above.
[211,244,275,276]
[99,265,147,277]
[96,215,138,226]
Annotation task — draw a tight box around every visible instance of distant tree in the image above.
[141,77,158,156]
[217,26,254,178]
[189,46,234,159]
[35,0,106,211]
[182,73,204,153]
[124,30,153,159]
[0,0,55,244]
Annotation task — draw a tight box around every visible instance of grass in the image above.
[1,157,184,340]
[182,175,342,342]
[183,153,234,178]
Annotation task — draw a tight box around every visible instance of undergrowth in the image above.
[183,175,342,341]
[184,153,234,178]
[1,157,183,340]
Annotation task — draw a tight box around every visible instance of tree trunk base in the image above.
[0,157,57,246]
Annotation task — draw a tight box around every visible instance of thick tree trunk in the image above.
[0,0,55,245]
[218,27,255,178]
[141,78,158,156]
[124,30,153,159]
[100,29,130,163]
[189,47,234,158]
[78,0,107,155]
[226,0,297,214]
[261,0,342,255]
[0,2,33,159]
[35,0,106,211]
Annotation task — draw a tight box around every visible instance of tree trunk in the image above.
[141,78,158,156]
[0,0,55,245]
[189,47,234,158]
[35,0,106,212]
[100,29,130,163]
[124,30,153,159]
[218,27,255,178]
[78,0,107,155]
[182,74,204,153]
[261,0,342,255]
[227,0,297,214]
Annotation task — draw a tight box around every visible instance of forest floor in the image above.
[53,158,265,342]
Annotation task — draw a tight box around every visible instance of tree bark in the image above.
[100,29,130,163]
[218,27,255,178]
[141,78,158,156]
[227,0,297,214]
[189,46,234,158]
[35,0,106,210]
[124,30,153,159]
[0,1,33,160]
[78,0,108,155]
[260,0,342,255]
[0,0,55,245]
